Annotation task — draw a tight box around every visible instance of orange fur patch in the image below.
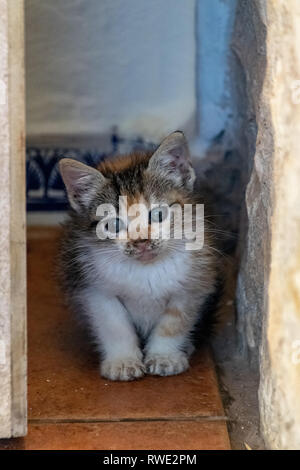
[158,321,183,338]
[165,307,182,317]
[97,152,150,175]
[158,308,185,337]
[126,192,142,207]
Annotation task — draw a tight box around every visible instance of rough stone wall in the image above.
[234,0,300,449]
[233,0,269,366]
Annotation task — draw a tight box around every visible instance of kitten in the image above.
[58,131,220,381]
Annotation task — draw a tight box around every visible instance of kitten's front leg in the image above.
[83,289,144,381]
[144,302,196,377]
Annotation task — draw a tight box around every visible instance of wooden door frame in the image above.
[0,0,26,438]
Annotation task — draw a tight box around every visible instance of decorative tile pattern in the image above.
[26,134,155,211]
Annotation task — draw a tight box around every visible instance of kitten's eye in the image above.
[149,206,169,224]
[104,217,125,234]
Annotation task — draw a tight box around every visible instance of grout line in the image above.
[29,416,229,425]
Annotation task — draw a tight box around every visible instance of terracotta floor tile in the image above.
[0,421,230,450]
[27,229,225,421]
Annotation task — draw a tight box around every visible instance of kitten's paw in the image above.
[100,358,145,381]
[145,353,189,376]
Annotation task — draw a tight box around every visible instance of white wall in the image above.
[25,0,196,143]
[25,0,237,151]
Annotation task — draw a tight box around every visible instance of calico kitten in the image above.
[59,131,220,381]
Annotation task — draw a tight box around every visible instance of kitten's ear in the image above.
[148,131,195,190]
[59,159,106,212]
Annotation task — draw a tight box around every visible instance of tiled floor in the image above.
[0,227,230,450]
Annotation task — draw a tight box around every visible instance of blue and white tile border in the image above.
[26,134,155,211]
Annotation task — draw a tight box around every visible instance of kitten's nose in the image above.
[134,239,150,251]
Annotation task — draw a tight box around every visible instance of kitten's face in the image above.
[60,132,196,263]
[97,190,183,263]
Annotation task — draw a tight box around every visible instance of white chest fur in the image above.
[91,248,191,333]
